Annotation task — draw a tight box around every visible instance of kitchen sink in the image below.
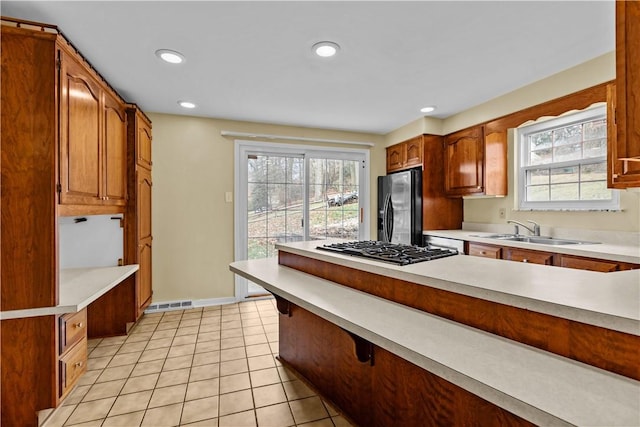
[473,234,600,245]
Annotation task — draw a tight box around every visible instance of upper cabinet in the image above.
[444,126,484,196]
[386,136,423,173]
[609,1,640,189]
[386,135,463,230]
[59,47,128,212]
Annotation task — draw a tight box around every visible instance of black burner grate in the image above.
[317,241,457,265]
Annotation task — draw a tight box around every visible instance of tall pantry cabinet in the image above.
[1,18,152,426]
[126,108,153,318]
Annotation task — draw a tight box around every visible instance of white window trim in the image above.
[233,140,370,299]
[516,105,619,211]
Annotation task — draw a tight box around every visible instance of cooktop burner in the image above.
[316,241,458,265]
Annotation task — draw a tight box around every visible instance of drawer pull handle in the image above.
[522,259,529,263]
[74,361,83,368]
[480,251,486,255]
[75,322,84,328]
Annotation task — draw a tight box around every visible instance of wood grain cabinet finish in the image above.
[59,48,128,212]
[126,108,153,318]
[59,309,87,354]
[58,337,87,400]
[504,247,553,265]
[387,135,463,230]
[467,242,502,259]
[386,136,423,172]
[609,1,640,189]
[278,298,534,427]
[444,125,485,196]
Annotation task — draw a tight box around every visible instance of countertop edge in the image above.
[1,265,139,320]
[230,259,639,427]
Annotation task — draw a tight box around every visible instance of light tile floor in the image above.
[44,299,353,427]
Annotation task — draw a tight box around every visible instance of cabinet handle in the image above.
[74,361,83,368]
[522,259,529,263]
[75,322,83,328]
[480,251,486,255]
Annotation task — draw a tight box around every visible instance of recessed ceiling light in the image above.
[155,49,185,64]
[178,101,196,109]
[312,41,340,58]
[420,106,437,114]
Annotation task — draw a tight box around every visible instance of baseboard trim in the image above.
[144,295,274,314]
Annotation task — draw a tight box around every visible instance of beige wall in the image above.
[148,113,384,303]
[386,51,639,232]
[150,50,639,304]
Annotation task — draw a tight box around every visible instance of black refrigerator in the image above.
[377,168,423,246]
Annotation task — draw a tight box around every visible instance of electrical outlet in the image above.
[225,192,233,203]
[498,208,506,219]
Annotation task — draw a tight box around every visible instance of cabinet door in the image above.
[610,2,640,188]
[404,137,423,168]
[137,168,153,314]
[444,126,484,196]
[59,52,102,205]
[103,91,127,205]
[137,116,153,169]
[386,143,405,172]
[504,248,553,265]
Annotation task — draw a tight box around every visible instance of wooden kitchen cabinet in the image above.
[444,124,507,197]
[444,125,484,196]
[557,254,639,272]
[609,2,640,189]
[59,48,128,213]
[1,18,145,425]
[504,247,553,265]
[467,242,502,259]
[126,107,153,318]
[386,135,423,172]
[386,135,463,230]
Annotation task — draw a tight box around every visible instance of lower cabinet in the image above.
[58,309,88,400]
[466,242,640,271]
[276,297,533,427]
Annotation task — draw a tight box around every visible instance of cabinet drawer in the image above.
[467,243,501,259]
[505,248,553,265]
[557,255,625,272]
[60,309,87,355]
[59,337,87,399]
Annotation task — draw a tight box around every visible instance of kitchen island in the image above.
[230,240,640,426]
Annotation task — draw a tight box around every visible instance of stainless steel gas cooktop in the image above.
[316,241,458,266]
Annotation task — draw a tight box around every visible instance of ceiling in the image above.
[1,1,615,135]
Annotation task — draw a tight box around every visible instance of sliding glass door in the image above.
[235,141,369,298]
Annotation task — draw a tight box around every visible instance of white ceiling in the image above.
[1,1,614,134]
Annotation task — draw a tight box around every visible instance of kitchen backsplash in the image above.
[59,215,124,268]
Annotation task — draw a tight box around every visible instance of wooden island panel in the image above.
[277,298,535,427]
[278,251,640,381]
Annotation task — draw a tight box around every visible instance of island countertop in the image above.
[275,240,639,336]
[0,265,139,320]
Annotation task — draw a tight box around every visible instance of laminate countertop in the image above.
[424,229,640,264]
[230,257,640,427]
[274,240,639,336]
[0,265,138,320]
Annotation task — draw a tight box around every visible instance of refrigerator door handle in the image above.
[383,193,393,242]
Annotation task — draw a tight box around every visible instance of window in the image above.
[517,106,618,210]
[234,140,369,298]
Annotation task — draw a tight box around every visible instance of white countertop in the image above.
[276,240,640,336]
[230,258,640,427]
[424,229,640,264]
[0,265,138,320]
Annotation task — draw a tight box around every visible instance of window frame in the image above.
[516,105,619,211]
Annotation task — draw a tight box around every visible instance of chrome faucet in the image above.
[507,220,541,236]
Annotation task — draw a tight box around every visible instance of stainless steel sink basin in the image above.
[473,234,600,245]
